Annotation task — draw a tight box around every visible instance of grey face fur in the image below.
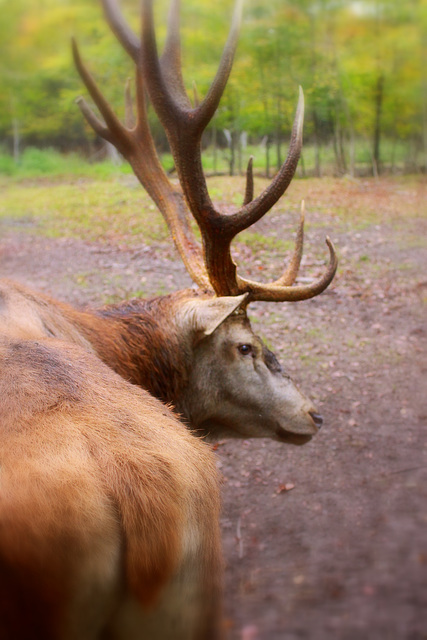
[178,301,321,444]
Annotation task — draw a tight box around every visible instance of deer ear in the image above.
[179,294,248,338]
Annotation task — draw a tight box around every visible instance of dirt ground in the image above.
[1,176,426,639]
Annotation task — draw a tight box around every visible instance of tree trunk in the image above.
[276,131,282,171]
[223,129,235,176]
[423,91,427,173]
[212,126,218,175]
[299,151,306,178]
[240,131,248,176]
[9,95,20,163]
[265,135,271,179]
[276,95,282,170]
[333,117,347,175]
[422,34,427,172]
[373,73,384,176]
[229,132,236,177]
[345,109,355,177]
[311,109,321,177]
[12,118,20,163]
[390,131,398,174]
[345,120,355,177]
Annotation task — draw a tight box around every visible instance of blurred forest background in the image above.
[0,0,426,178]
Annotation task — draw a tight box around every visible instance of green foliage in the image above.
[0,152,16,176]
[0,0,425,175]
[0,147,131,179]
[0,138,413,183]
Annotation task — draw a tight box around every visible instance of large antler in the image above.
[74,0,337,302]
[72,4,211,290]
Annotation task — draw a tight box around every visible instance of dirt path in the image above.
[1,177,426,639]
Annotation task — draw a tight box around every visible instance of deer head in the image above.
[71,0,337,443]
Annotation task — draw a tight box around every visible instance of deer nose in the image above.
[309,411,323,429]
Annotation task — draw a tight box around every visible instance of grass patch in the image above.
[101,288,146,305]
[0,147,133,180]
[0,172,424,252]
[1,140,421,182]
[0,178,169,246]
[237,231,293,253]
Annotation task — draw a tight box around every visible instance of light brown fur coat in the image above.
[0,336,222,639]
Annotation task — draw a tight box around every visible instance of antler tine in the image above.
[124,78,136,129]
[194,0,244,132]
[276,201,305,287]
[75,1,337,302]
[103,0,191,108]
[142,0,243,127]
[140,0,186,147]
[73,17,211,289]
[161,0,192,109]
[72,38,131,153]
[139,4,337,302]
[102,0,140,62]
[194,87,306,297]
[129,68,212,289]
[243,156,254,206]
[225,87,304,236]
[237,237,338,302]
[140,0,242,222]
[75,96,111,142]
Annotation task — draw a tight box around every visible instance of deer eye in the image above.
[238,344,253,356]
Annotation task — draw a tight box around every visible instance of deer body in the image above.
[0,278,321,442]
[0,335,222,640]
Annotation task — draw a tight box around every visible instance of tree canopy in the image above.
[0,0,425,174]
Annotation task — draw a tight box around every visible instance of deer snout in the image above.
[309,411,323,429]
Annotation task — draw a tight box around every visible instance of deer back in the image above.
[0,278,95,350]
[0,335,222,639]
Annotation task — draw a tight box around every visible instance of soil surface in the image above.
[1,177,426,639]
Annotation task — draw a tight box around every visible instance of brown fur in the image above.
[0,279,196,406]
[0,335,222,639]
[79,292,195,405]
[0,278,322,441]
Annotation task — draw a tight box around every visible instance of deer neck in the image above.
[72,292,192,411]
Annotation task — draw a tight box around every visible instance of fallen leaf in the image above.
[276,482,295,494]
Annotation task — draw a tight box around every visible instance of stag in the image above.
[0,335,222,639]
[0,0,337,444]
